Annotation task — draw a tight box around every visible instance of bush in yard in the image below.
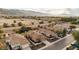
[69,25,76,29]
[62,29,67,37]
[72,30,79,45]
[69,25,76,32]
[56,28,67,37]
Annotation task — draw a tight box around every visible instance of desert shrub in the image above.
[39,21,44,24]
[19,26,30,33]
[31,22,34,25]
[11,23,15,27]
[61,18,77,22]
[13,20,16,23]
[13,29,20,33]
[18,22,23,26]
[3,23,9,28]
[14,26,31,33]
[0,30,4,33]
[48,20,52,23]
[71,20,79,24]
[69,25,76,29]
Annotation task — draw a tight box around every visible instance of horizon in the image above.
[1,8,79,16]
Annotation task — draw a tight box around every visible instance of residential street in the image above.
[39,34,74,50]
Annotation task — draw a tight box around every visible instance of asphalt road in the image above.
[39,34,74,50]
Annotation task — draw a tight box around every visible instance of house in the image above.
[38,29,58,38]
[53,23,70,32]
[5,33,30,50]
[25,30,47,49]
[36,29,59,42]
[26,30,47,44]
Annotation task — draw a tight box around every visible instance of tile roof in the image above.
[6,33,30,46]
[38,29,58,38]
[26,30,47,43]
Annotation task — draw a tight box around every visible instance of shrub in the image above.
[18,22,23,26]
[13,20,16,23]
[56,29,67,37]
[11,23,15,27]
[69,25,76,29]
[19,26,29,33]
[39,21,44,24]
[14,26,31,33]
[72,30,79,44]
[0,30,4,33]
[31,22,34,25]
[71,20,79,24]
[3,23,9,28]
[13,29,20,33]
[48,20,52,23]
[61,18,77,22]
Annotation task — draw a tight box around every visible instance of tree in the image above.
[72,30,79,44]
[62,29,67,37]
[56,28,67,37]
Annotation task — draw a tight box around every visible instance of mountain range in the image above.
[0,8,79,16]
[0,8,49,16]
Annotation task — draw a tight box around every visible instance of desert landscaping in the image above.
[0,15,79,50]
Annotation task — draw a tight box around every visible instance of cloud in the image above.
[0,0,79,8]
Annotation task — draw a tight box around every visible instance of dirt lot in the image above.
[0,18,41,26]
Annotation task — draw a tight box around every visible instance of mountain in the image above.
[31,8,79,16]
[0,8,79,16]
[0,8,50,16]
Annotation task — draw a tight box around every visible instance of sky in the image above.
[0,0,79,9]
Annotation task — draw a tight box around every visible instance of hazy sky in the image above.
[0,0,79,9]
